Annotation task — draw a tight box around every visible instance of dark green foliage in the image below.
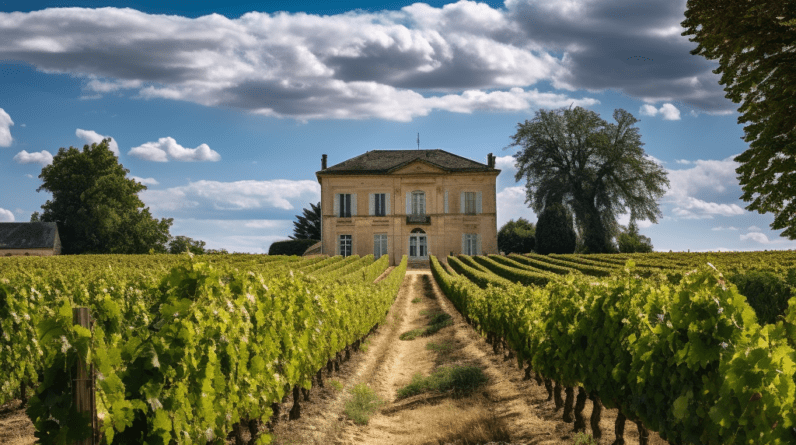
[498,218,535,254]
[682,1,796,239]
[616,221,653,253]
[268,239,318,256]
[290,202,321,240]
[168,236,206,255]
[35,139,172,254]
[728,270,792,325]
[535,203,576,255]
[511,106,668,253]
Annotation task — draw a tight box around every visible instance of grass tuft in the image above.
[572,432,598,444]
[399,313,453,341]
[396,365,487,399]
[343,383,383,425]
[329,379,343,391]
[426,340,454,352]
[411,297,422,303]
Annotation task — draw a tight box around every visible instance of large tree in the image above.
[616,221,654,253]
[498,218,535,254]
[290,201,321,240]
[511,106,669,253]
[681,1,796,238]
[36,139,172,254]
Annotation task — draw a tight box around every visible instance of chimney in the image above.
[321,154,327,170]
[487,153,495,169]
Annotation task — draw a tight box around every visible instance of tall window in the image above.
[374,234,388,259]
[339,234,352,257]
[411,191,425,215]
[374,193,386,216]
[464,192,476,214]
[339,194,351,218]
[464,233,478,255]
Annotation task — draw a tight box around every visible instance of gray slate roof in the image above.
[0,222,59,249]
[317,149,498,175]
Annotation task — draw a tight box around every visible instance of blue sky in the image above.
[1,0,793,253]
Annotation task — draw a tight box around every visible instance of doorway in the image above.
[409,228,428,260]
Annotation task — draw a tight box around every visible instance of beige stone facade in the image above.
[316,150,499,266]
[0,248,58,257]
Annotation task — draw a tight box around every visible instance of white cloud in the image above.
[748,225,761,231]
[639,102,681,120]
[169,218,296,253]
[0,108,13,147]
[740,232,770,244]
[131,176,159,186]
[496,186,537,228]
[25,174,33,178]
[0,208,14,222]
[141,179,320,212]
[675,159,691,164]
[129,137,221,162]
[13,149,53,166]
[672,197,745,219]
[76,128,119,155]
[711,226,739,231]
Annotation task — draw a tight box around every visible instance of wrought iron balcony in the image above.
[406,214,431,225]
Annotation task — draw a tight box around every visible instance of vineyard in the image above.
[2,250,796,444]
[0,253,407,444]
[432,251,796,444]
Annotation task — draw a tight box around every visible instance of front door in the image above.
[409,234,428,260]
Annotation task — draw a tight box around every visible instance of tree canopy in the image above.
[168,236,206,255]
[682,1,796,238]
[616,221,654,253]
[510,106,669,253]
[498,218,535,254]
[36,139,172,254]
[290,201,321,240]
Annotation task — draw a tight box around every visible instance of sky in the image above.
[1,0,793,253]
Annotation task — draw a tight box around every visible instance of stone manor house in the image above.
[315,149,500,266]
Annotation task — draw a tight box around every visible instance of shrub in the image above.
[267,239,319,256]
[344,383,382,425]
[396,365,487,399]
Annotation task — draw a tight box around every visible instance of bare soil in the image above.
[2,269,669,445]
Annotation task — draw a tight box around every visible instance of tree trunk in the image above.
[635,419,649,445]
[233,422,247,445]
[523,365,533,381]
[611,409,626,445]
[534,372,543,386]
[327,359,334,375]
[345,346,351,361]
[589,393,602,439]
[544,378,554,401]
[289,386,301,420]
[302,387,310,402]
[333,353,341,372]
[19,381,26,406]
[573,387,587,432]
[315,369,324,388]
[553,381,564,411]
[563,386,574,423]
[247,419,260,445]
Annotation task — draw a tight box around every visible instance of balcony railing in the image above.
[406,214,431,225]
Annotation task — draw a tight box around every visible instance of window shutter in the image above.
[406,192,411,215]
[476,234,482,255]
[369,193,374,216]
[334,194,340,217]
[336,235,340,256]
[460,192,465,214]
[461,234,466,255]
[444,190,448,214]
[373,234,378,258]
[351,193,357,216]
[476,191,482,214]
[385,193,391,215]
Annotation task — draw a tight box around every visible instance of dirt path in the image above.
[273,270,668,445]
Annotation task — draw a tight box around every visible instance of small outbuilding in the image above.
[0,222,62,256]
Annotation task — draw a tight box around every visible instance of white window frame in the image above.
[463,233,479,255]
[411,191,425,215]
[339,234,352,257]
[374,193,386,216]
[374,234,388,259]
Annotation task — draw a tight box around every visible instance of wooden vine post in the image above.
[73,307,96,445]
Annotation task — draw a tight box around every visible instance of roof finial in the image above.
[417,133,420,150]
